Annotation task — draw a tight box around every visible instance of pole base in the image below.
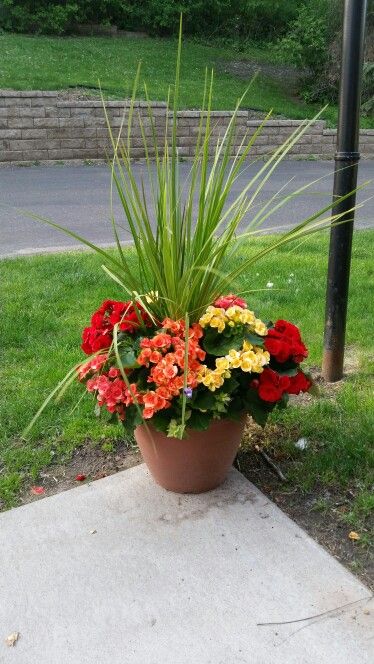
[321,348,345,382]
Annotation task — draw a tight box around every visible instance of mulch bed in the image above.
[18,440,142,506]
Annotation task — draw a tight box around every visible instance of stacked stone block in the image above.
[0,91,373,163]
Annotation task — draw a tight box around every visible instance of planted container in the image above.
[135,415,247,493]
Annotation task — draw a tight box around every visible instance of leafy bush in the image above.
[135,1,302,40]
[0,0,302,39]
[277,1,330,74]
[0,1,79,35]
[277,0,340,101]
[277,0,374,107]
[362,62,374,116]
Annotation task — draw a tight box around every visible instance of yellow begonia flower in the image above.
[215,357,230,372]
[240,309,256,325]
[254,319,268,336]
[197,345,270,392]
[226,349,241,368]
[239,350,256,372]
[199,303,268,339]
[203,373,223,391]
[210,316,226,333]
[197,365,230,391]
[225,306,243,323]
[206,306,224,317]
[199,314,211,327]
[256,348,270,366]
[225,306,238,317]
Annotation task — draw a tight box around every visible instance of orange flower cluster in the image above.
[78,319,207,422]
[137,318,206,419]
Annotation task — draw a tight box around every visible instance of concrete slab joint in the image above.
[0,91,373,163]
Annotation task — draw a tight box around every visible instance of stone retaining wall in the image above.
[0,91,373,163]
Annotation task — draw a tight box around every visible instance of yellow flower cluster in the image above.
[226,342,270,373]
[196,303,270,391]
[199,305,267,336]
[197,364,230,391]
[197,342,270,392]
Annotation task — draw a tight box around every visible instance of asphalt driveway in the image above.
[0,160,373,257]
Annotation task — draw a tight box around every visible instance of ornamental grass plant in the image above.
[24,19,366,440]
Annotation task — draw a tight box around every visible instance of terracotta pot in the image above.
[134,415,247,494]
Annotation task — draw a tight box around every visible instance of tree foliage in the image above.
[277,0,374,107]
[0,0,302,39]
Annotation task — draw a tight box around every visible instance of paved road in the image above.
[0,161,373,257]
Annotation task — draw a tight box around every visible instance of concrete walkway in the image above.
[0,465,372,663]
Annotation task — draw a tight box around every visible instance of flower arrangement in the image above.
[24,19,348,460]
[77,293,312,438]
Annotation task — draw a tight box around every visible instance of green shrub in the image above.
[0,0,302,39]
[277,1,331,74]
[277,0,374,107]
[276,0,340,99]
[0,1,79,35]
[134,1,302,40]
[362,62,374,116]
[73,1,143,31]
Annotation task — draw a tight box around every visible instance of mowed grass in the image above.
[0,33,373,128]
[0,230,373,529]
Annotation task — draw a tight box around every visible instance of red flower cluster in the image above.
[81,299,151,355]
[264,319,308,364]
[137,319,206,419]
[85,368,172,421]
[254,368,311,403]
[214,293,247,310]
[288,370,312,395]
[77,354,107,381]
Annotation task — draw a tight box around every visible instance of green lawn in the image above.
[1,32,373,128]
[0,231,373,535]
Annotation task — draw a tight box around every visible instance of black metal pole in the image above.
[322,0,367,382]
